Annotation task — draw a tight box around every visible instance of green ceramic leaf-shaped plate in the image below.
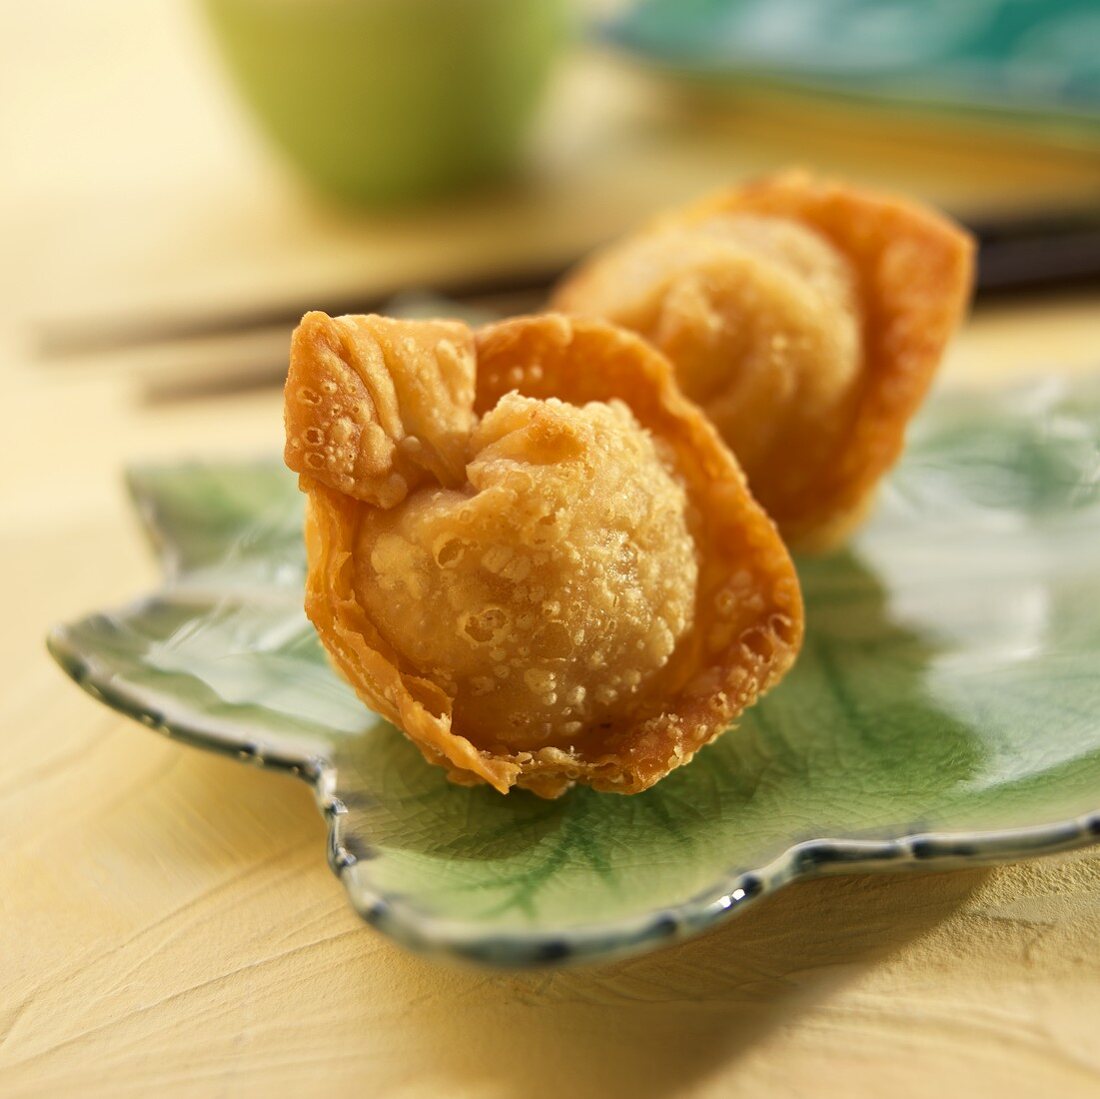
[48,379,1100,966]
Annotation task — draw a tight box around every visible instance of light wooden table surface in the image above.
[4,4,1100,1096]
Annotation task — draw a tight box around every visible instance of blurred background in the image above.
[2,0,1098,403]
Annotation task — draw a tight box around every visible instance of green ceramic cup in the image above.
[202,0,567,205]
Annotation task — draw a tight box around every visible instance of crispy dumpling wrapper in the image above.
[552,171,976,551]
[285,311,803,797]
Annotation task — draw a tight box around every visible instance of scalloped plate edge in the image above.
[47,618,1100,967]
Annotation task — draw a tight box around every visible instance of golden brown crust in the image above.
[472,316,803,793]
[286,311,803,797]
[553,171,976,551]
[285,311,476,507]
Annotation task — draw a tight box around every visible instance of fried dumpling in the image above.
[552,171,975,551]
[285,311,803,797]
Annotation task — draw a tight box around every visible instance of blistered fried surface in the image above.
[288,311,803,798]
[553,171,975,550]
[285,311,476,507]
[354,393,697,752]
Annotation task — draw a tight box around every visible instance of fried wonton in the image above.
[285,311,802,797]
[552,171,975,551]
